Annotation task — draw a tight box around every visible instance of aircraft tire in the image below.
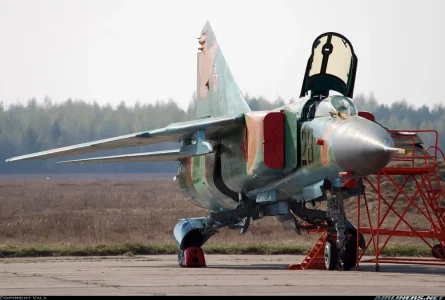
[178,249,185,267]
[342,236,358,271]
[324,240,338,270]
[432,244,445,259]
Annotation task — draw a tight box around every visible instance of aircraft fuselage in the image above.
[176,95,395,212]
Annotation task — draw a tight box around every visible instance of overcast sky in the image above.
[0,0,442,111]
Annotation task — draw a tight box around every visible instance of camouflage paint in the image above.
[178,153,239,211]
[176,21,292,210]
[176,95,331,210]
[282,108,298,172]
[177,87,366,210]
[244,108,396,201]
[244,111,268,176]
[196,22,251,119]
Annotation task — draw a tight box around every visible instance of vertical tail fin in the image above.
[196,21,251,118]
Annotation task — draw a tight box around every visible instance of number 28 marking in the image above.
[302,129,314,166]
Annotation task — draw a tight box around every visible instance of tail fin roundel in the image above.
[196,21,251,118]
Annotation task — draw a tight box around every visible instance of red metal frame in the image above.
[289,129,445,271]
[356,129,445,270]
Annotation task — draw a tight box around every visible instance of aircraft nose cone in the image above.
[331,118,395,177]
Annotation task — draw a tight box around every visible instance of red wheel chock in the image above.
[183,247,206,267]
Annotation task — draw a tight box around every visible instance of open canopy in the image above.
[300,32,358,98]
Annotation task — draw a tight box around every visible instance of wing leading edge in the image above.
[58,149,182,164]
[6,114,244,162]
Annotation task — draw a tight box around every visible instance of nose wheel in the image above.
[342,235,358,270]
[324,239,338,270]
[432,244,445,259]
[325,236,358,271]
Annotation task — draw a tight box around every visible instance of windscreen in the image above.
[314,96,357,118]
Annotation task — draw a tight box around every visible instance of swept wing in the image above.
[6,115,243,162]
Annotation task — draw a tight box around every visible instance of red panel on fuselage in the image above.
[358,111,375,122]
[263,111,285,168]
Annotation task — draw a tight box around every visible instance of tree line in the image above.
[0,93,443,174]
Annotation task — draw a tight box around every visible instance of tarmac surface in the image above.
[0,255,444,296]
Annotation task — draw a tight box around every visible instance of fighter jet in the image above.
[6,22,409,270]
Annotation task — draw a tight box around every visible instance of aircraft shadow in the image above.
[207,263,445,275]
[114,261,445,275]
[207,264,290,271]
[356,263,445,275]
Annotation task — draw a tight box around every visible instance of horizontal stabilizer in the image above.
[390,131,425,155]
[6,114,244,162]
[58,149,181,164]
[391,131,423,146]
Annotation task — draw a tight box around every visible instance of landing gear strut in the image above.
[326,188,357,270]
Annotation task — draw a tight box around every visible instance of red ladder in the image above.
[288,231,330,270]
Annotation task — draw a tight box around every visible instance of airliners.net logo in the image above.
[375,297,443,300]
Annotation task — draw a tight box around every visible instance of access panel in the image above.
[263,111,285,169]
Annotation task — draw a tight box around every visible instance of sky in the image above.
[0,0,442,111]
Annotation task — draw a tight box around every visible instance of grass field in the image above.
[0,162,444,258]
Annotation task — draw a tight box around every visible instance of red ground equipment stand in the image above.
[356,130,445,271]
[289,129,445,271]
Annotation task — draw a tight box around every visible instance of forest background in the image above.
[1,92,444,173]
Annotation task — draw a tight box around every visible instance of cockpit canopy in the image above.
[314,96,358,118]
[300,32,358,99]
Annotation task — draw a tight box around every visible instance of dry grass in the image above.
[0,177,314,251]
[0,166,444,257]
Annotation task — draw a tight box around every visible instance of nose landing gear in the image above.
[324,233,358,271]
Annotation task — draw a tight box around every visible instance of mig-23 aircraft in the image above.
[7,21,414,271]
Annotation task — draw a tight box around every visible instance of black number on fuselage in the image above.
[302,129,307,159]
[301,128,313,166]
[307,130,313,165]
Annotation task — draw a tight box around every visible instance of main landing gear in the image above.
[173,219,212,268]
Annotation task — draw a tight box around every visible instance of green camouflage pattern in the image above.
[196,22,251,119]
[177,96,355,209]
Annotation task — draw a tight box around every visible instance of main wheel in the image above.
[325,240,338,270]
[178,249,185,267]
[342,235,358,271]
